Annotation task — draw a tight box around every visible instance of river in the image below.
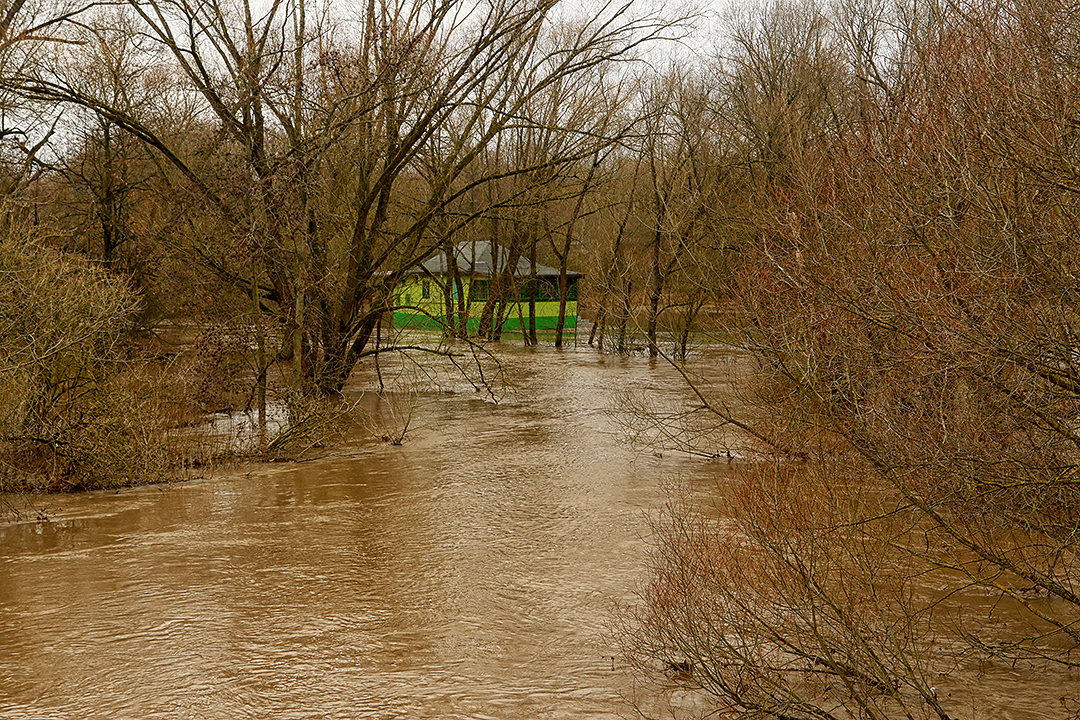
[0,346,728,720]
[1,345,1076,720]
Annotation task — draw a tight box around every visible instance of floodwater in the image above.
[0,345,1076,720]
[0,346,718,720]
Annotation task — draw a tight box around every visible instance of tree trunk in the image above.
[617,277,633,354]
[555,157,599,347]
[527,236,537,346]
[479,234,526,341]
[646,224,663,357]
[591,157,638,350]
[588,305,605,348]
[442,232,465,337]
[477,223,501,339]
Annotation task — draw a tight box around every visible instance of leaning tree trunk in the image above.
[315,298,385,395]
[617,277,633,354]
[646,224,663,357]
[589,187,634,349]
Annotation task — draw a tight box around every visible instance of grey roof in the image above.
[410,240,583,278]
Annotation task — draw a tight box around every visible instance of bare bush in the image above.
[618,1,1080,717]
[0,224,205,489]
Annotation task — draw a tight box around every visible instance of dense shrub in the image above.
[0,224,191,490]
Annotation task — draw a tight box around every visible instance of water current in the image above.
[0,345,1076,719]
[0,346,722,719]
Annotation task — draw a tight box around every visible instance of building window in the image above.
[471,279,490,301]
[422,280,431,299]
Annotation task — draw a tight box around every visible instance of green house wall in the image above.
[393,276,579,332]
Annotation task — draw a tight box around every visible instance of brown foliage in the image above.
[620,1,1080,717]
[0,224,207,490]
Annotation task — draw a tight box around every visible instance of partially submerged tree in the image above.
[14,0,687,394]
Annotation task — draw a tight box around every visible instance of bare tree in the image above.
[14,0,687,393]
[591,65,734,358]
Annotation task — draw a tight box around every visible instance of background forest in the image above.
[1,0,1079,716]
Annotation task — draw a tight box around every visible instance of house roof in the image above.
[410,240,583,279]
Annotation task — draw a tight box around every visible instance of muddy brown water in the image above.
[0,346,1075,719]
[0,347,716,720]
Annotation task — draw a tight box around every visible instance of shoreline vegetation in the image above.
[0,207,718,497]
[0,228,680,496]
[0,227,354,494]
